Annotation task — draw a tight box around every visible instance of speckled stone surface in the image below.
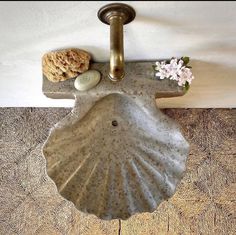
[43,93,189,220]
[43,62,186,100]
[42,62,189,220]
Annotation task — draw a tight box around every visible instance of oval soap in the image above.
[74,70,101,91]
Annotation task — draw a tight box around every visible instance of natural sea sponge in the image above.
[42,48,91,82]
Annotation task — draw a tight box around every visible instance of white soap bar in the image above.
[74,70,101,91]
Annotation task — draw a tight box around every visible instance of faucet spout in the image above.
[109,14,124,82]
[98,3,136,82]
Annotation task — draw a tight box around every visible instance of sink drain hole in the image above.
[112,120,118,127]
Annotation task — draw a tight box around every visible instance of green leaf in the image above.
[182,56,190,65]
[186,65,192,69]
[184,81,190,92]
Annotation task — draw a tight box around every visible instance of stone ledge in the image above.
[43,62,186,100]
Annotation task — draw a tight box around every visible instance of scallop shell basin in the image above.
[43,93,189,220]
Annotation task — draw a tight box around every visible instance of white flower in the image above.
[156,69,168,79]
[154,57,194,87]
[169,72,178,81]
[155,61,161,70]
[155,61,166,71]
[155,60,170,79]
[170,58,178,67]
[177,67,194,86]
[168,58,184,80]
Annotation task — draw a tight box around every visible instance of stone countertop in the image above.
[43,62,186,100]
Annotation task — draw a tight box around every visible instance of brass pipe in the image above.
[98,3,135,82]
[109,14,124,82]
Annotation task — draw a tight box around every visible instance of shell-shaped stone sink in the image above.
[42,62,189,220]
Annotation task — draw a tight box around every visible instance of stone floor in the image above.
[0,108,235,235]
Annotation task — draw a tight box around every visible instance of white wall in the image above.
[0,1,236,107]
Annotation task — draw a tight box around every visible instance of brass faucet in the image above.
[98,3,136,82]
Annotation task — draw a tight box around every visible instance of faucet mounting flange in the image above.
[98,3,136,25]
[98,3,136,82]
